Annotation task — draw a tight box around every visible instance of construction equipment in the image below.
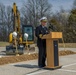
[6,3,34,55]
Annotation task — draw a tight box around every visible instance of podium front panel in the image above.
[53,40,59,66]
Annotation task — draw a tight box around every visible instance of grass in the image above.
[0,42,9,47]
[0,42,76,48]
[59,43,76,48]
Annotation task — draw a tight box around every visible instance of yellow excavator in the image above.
[6,3,34,55]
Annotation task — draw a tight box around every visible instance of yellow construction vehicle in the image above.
[6,3,34,55]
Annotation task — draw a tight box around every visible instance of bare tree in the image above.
[73,0,76,9]
[49,7,70,42]
[21,0,52,27]
[0,3,6,41]
[0,3,13,41]
[5,6,13,36]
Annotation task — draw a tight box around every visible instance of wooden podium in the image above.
[42,32,62,69]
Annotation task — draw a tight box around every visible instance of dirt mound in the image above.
[0,53,38,65]
[0,50,76,65]
[59,50,76,56]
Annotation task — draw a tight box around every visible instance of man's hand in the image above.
[39,34,43,38]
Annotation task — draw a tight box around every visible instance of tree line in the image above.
[0,0,76,42]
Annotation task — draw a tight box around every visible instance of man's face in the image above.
[41,21,47,26]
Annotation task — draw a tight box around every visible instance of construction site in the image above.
[0,0,76,75]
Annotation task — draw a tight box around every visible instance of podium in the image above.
[42,32,62,69]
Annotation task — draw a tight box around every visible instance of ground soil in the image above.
[0,50,76,65]
[59,50,76,56]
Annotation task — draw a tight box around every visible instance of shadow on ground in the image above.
[14,64,38,68]
[14,64,42,75]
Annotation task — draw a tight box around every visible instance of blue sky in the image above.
[0,0,74,12]
[49,0,74,12]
